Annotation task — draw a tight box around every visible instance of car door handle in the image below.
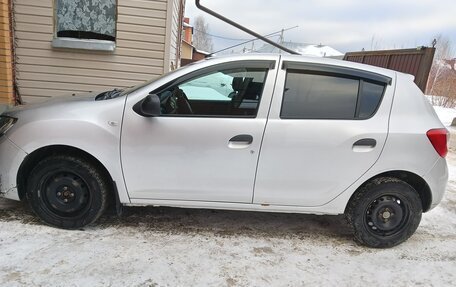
[353,138,377,152]
[354,138,376,147]
[228,134,253,149]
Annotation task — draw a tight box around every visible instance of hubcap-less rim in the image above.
[41,171,91,218]
[365,195,408,236]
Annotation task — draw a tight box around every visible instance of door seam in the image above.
[251,55,282,203]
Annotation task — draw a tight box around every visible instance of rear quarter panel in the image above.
[318,73,446,214]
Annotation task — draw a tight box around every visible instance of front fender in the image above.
[5,96,131,203]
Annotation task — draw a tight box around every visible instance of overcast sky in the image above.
[184,0,456,55]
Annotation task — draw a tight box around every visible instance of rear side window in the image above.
[281,73,359,119]
[281,71,385,120]
[358,81,385,119]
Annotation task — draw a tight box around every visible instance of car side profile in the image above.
[0,54,448,248]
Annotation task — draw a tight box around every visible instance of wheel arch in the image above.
[346,170,432,213]
[17,145,116,202]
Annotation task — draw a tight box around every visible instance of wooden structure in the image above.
[0,0,14,105]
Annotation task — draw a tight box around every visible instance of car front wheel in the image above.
[26,155,109,229]
[345,177,422,248]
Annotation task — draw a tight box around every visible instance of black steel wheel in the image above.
[345,177,422,248]
[365,194,408,237]
[26,155,109,229]
[41,171,91,217]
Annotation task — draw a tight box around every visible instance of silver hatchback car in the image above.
[0,54,448,248]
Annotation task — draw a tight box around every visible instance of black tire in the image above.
[26,155,109,229]
[345,177,422,248]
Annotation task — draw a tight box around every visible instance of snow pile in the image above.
[296,45,344,58]
[433,105,456,126]
[437,58,455,70]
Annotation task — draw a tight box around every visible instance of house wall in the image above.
[164,0,183,71]
[0,0,14,105]
[14,0,183,104]
[181,41,193,60]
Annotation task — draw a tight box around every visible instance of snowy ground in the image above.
[433,106,456,126]
[1,108,456,286]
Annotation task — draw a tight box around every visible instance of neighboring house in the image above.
[180,17,210,66]
[181,18,193,60]
[0,0,185,105]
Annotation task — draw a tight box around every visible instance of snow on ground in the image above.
[2,192,455,287]
[0,107,455,286]
[433,105,456,127]
[426,96,456,127]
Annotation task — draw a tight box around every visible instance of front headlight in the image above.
[0,116,17,137]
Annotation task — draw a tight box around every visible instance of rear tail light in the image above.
[426,129,449,157]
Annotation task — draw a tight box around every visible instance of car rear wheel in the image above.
[26,155,108,229]
[345,177,422,248]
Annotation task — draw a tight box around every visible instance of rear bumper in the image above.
[424,157,448,210]
[0,137,27,201]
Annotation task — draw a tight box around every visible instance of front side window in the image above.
[55,0,117,41]
[281,71,385,120]
[156,67,268,117]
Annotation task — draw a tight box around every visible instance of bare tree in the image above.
[427,35,456,107]
[192,16,213,52]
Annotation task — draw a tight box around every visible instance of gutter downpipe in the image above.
[195,0,300,55]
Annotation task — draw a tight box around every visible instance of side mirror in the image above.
[133,94,161,117]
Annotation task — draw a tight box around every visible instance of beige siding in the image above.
[0,0,14,104]
[14,0,180,104]
[164,0,183,71]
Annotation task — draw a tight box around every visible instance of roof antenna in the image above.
[195,0,300,55]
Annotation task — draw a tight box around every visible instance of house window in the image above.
[53,0,117,51]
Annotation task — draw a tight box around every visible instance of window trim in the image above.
[52,38,116,52]
[279,69,387,121]
[282,61,392,86]
[150,60,275,119]
[151,60,275,94]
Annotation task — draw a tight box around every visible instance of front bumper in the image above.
[0,137,27,201]
[423,157,449,210]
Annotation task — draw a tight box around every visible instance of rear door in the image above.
[254,60,395,206]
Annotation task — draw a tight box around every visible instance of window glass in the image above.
[281,72,359,119]
[56,0,117,41]
[157,68,268,117]
[180,72,234,101]
[358,81,385,119]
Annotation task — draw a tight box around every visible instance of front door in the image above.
[121,59,278,203]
